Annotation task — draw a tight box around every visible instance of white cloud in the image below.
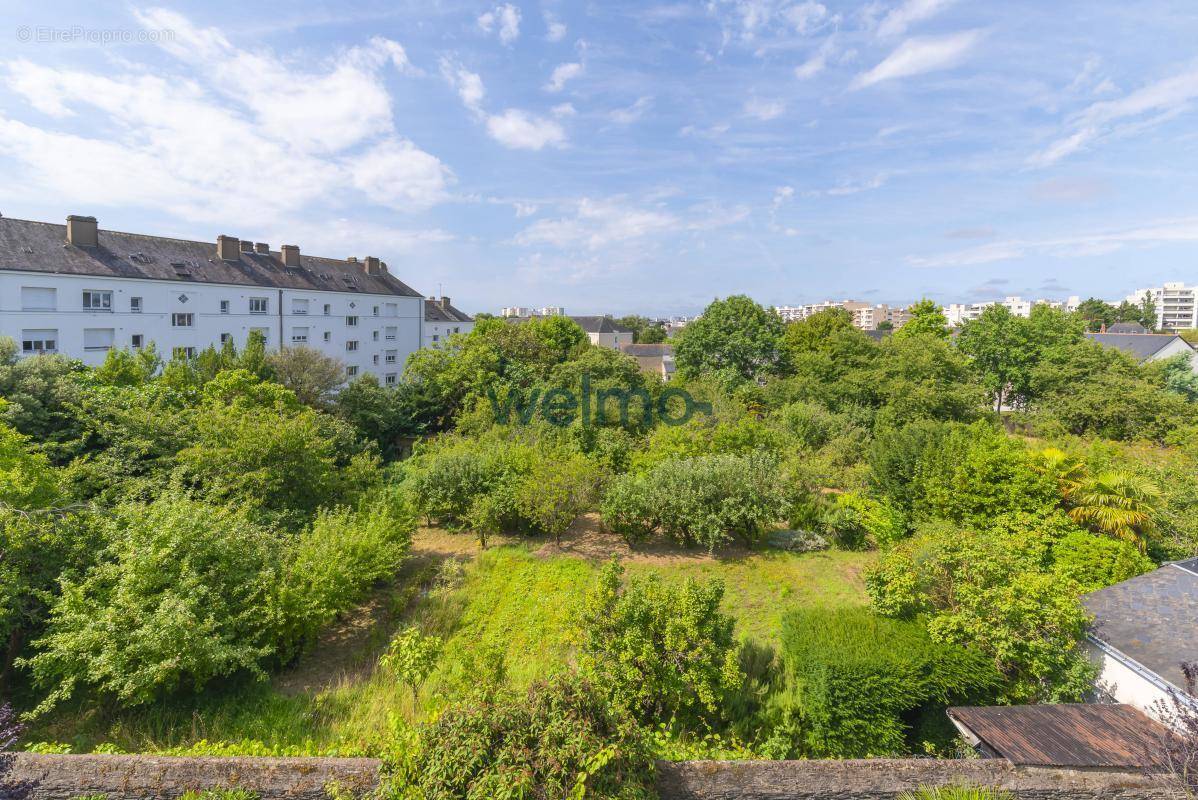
[515,198,679,249]
[545,62,584,92]
[552,102,577,117]
[544,12,567,41]
[609,96,653,125]
[440,58,486,111]
[478,4,522,45]
[486,109,567,150]
[1030,66,1198,166]
[907,216,1198,268]
[0,14,451,226]
[773,185,795,206]
[876,0,955,38]
[744,96,785,121]
[794,38,834,79]
[783,2,830,33]
[851,30,982,89]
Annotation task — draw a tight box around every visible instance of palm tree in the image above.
[1032,447,1085,499]
[1067,470,1161,551]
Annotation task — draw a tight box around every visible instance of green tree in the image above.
[515,453,602,545]
[638,324,667,344]
[380,626,442,701]
[894,299,949,340]
[957,305,1036,410]
[674,295,785,384]
[265,346,346,408]
[1138,296,1158,331]
[1075,297,1117,332]
[577,559,743,725]
[1067,470,1160,551]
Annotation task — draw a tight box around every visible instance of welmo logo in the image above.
[487,372,712,427]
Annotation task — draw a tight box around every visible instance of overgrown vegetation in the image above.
[3,296,1196,798]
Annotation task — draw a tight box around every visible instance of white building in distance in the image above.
[1126,283,1198,330]
[945,296,1081,326]
[0,214,425,385]
[424,296,474,346]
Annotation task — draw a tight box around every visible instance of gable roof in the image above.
[1083,562,1198,693]
[0,216,422,298]
[620,343,673,356]
[424,298,473,323]
[569,316,634,334]
[1107,322,1150,334]
[1084,332,1189,361]
[947,704,1168,768]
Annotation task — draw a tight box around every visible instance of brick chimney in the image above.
[66,215,98,248]
[280,244,301,267]
[254,242,270,254]
[239,239,253,253]
[363,256,382,276]
[439,296,452,311]
[217,235,240,261]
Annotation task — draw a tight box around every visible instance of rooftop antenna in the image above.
[438,282,443,299]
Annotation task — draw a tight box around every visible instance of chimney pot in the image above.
[346,256,358,263]
[254,242,269,254]
[239,239,253,252]
[363,256,382,275]
[280,244,301,267]
[66,215,99,248]
[440,296,452,311]
[216,235,241,261]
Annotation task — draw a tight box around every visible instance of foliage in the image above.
[577,560,742,726]
[821,491,907,549]
[899,787,1012,800]
[381,627,443,701]
[1066,470,1160,551]
[894,299,949,340]
[0,418,61,510]
[24,495,281,713]
[387,673,655,800]
[514,453,603,544]
[265,346,345,408]
[956,305,1036,411]
[1076,297,1118,332]
[674,295,785,384]
[1050,530,1154,592]
[774,607,1000,758]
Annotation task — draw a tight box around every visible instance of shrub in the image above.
[599,472,658,544]
[1051,530,1155,592]
[381,626,443,701]
[775,401,841,450]
[389,674,655,800]
[774,607,1000,757]
[24,495,280,713]
[577,560,742,726]
[514,453,603,544]
[821,491,907,549]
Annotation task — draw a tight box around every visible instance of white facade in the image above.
[0,270,422,382]
[1128,283,1198,330]
[1087,639,1185,725]
[501,306,533,318]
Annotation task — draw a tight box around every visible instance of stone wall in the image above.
[1,754,1173,800]
[3,753,380,800]
[655,759,1172,800]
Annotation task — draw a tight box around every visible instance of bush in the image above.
[773,607,1000,757]
[601,453,787,550]
[405,438,533,530]
[577,560,742,726]
[514,453,603,544]
[24,495,281,713]
[389,673,655,800]
[1051,529,1155,592]
[821,491,907,549]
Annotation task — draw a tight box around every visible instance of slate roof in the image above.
[1083,562,1198,693]
[424,299,473,323]
[1084,332,1189,361]
[569,316,634,334]
[947,704,1168,768]
[0,216,422,298]
[1107,322,1150,334]
[620,343,673,356]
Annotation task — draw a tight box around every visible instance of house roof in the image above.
[620,343,674,356]
[1107,322,1150,334]
[0,216,422,298]
[569,316,634,334]
[424,298,473,323]
[947,704,1169,768]
[1083,562,1198,693]
[1084,332,1189,361]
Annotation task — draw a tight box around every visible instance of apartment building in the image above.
[0,215,424,384]
[424,296,475,346]
[1127,283,1198,330]
[946,296,1081,326]
[776,300,909,331]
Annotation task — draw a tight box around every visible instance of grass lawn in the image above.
[24,526,875,755]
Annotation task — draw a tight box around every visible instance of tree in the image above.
[894,299,948,340]
[1067,470,1160,551]
[638,324,667,344]
[875,320,894,332]
[1075,297,1117,332]
[577,559,742,725]
[381,626,442,701]
[266,346,346,408]
[515,454,601,545]
[1139,296,1158,331]
[674,295,785,384]
[957,305,1036,410]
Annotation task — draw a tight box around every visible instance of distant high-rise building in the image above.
[1127,283,1198,330]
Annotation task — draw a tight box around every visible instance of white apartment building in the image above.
[946,296,1082,326]
[0,215,424,385]
[501,306,533,318]
[1127,283,1198,330]
[424,296,475,347]
[775,301,909,331]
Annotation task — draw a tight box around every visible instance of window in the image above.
[453,327,460,334]
[82,290,112,311]
[291,327,309,344]
[324,303,331,315]
[172,313,194,327]
[372,355,379,365]
[347,366,359,377]
[292,298,310,315]
[130,296,143,313]
[83,328,115,352]
[346,315,359,327]
[385,350,398,364]
[249,297,269,314]
[372,330,379,341]
[373,306,380,316]
[385,374,397,386]
[432,334,440,342]
[20,287,56,311]
[21,329,57,354]
[220,300,230,314]
[385,326,397,340]
[220,333,232,344]
[173,346,197,359]
[322,331,332,342]
[346,340,359,352]
[131,334,144,349]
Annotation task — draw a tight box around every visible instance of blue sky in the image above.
[1,1,1197,316]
